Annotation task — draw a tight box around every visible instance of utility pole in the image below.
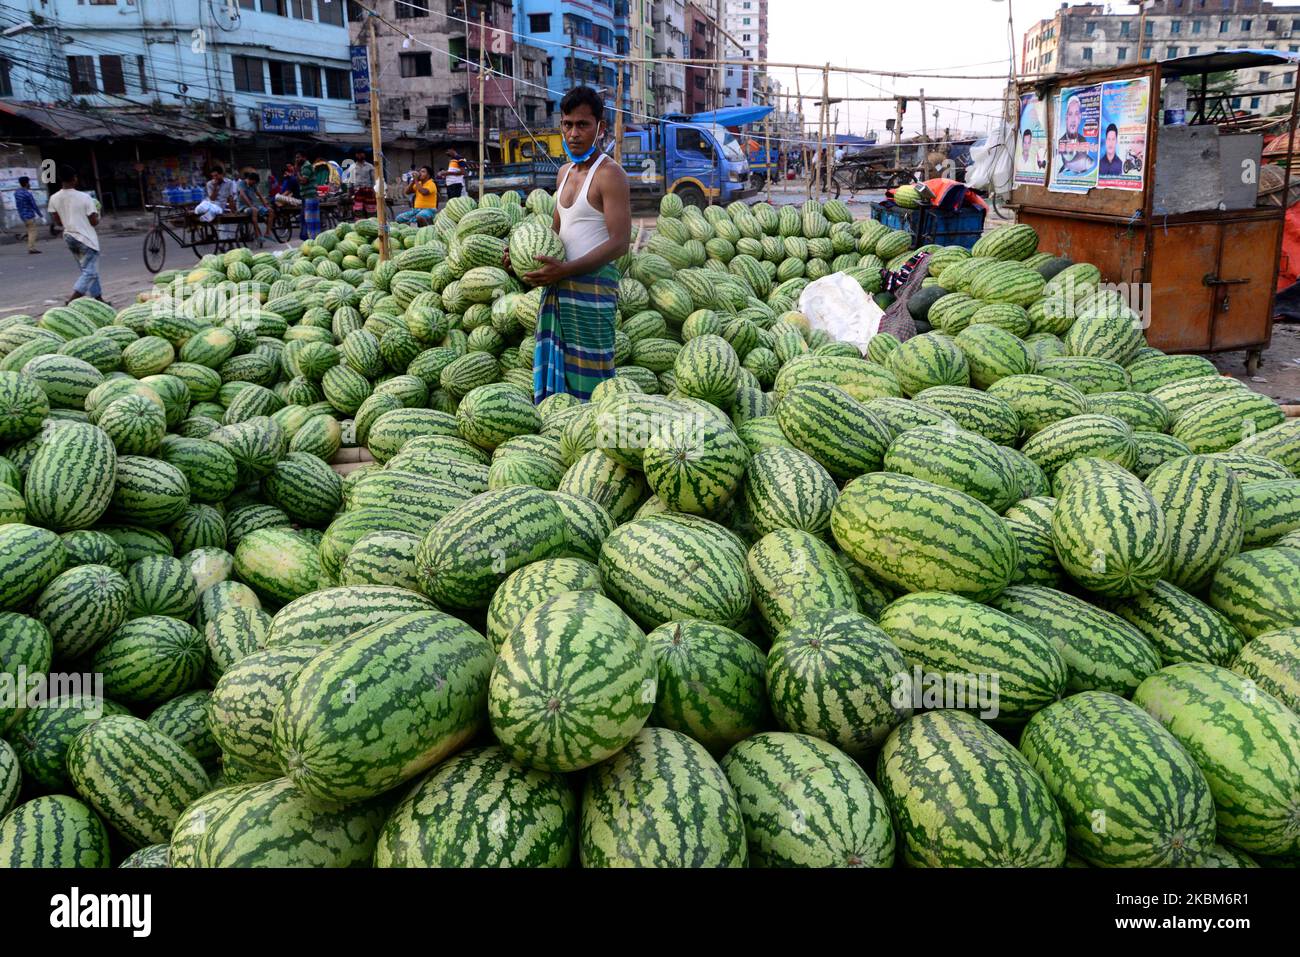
[920,88,930,180]
[1137,1,1150,62]
[893,96,904,172]
[615,62,625,162]
[818,64,828,196]
[477,9,487,201]
[764,108,773,201]
[367,15,389,261]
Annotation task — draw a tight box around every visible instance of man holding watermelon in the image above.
[512,86,632,402]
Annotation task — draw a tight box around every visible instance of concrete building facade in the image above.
[1022,0,1300,116]
[651,0,688,116]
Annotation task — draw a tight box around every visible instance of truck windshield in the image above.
[705,127,747,163]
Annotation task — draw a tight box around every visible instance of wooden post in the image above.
[818,64,828,195]
[893,96,904,172]
[615,61,625,163]
[795,69,810,199]
[919,88,929,181]
[477,10,486,201]
[764,110,773,201]
[367,16,389,261]
[1137,1,1149,61]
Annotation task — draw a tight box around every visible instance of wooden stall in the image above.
[1010,51,1300,375]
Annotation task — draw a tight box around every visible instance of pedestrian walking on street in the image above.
[520,85,630,402]
[14,176,41,254]
[46,166,104,305]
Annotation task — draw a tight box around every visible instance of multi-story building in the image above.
[614,0,653,120]
[0,0,363,207]
[515,0,618,122]
[652,0,688,116]
[722,0,766,107]
[1022,0,1300,116]
[683,2,716,113]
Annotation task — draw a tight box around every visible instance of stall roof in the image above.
[687,105,774,127]
[0,101,243,142]
[1161,48,1300,79]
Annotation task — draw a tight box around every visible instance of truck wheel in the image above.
[674,184,705,210]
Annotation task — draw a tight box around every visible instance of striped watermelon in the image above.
[1019,413,1137,478]
[0,524,67,611]
[912,386,1021,446]
[1052,468,1170,597]
[1173,391,1286,454]
[741,446,837,538]
[375,745,576,868]
[126,554,198,619]
[1233,419,1300,476]
[92,615,206,705]
[1018,691,1216,867]
[889,332,970,396]
[775,383,891,481]
[0,795,111,868]
[877,710,1066,867]
[234,528,322,606]
[747,528,860,637]
[274,610,493,804]
[674,335,740,407]
[831,473,1018,602]
[986,374,1088,437]
[990,584,1159,695]
[1133,430,1193,478]
[339,530,423,591]
[1210,546,1300,639]
[203,603,271,683]
[598,513,751,630]
[1111,579,1246,666]
[773,353,902,404]
[878,591,1068,721]
[884,425,1019,514]
[147,689,218,765]
[1037,356,1131,394]
[723,731,895,868]
[642,416,748,516]
[191,778,387,868]
[551,491,617,563]
[1134,663,1300,856]
[1144,455,1245,590]
[23,423,117,531]
[580,726,747,868]
[67,714,210,847]
[484,557,603,652]
[766,607,911,757]
[1232,627,1300,715]
[208,643,322,776]
[30,563,128,659]
[0,371,50,441]
[1242,479,1300,546]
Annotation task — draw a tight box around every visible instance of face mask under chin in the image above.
[563,130,604,165]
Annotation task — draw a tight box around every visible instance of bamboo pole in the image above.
[919,88,929,181]
[614,62,625,163]
[367,16,389,261]
[893,96,904,172]
[477,10,486,202]
[764,110,773,201]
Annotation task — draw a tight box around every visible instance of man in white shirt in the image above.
[46,166,104,304]
[445,149,466,199]
[346,148,377,216]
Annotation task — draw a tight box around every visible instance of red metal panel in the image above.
[1017,210,1145,285]
[1148,223,1219,354]
[1210,218,1281,351]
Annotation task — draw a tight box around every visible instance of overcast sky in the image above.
[768,0,1074,138]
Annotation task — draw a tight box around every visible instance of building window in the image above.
[1241,19,1252,31]
[137,54,148,92]
[427,105,448,127]
[1142,45,1152,59]
[1082,47,1093,61]
[324,66,351,98]
[239,0,256,8]
[1251,96,1261,109]
[395,0,429,17]
[525,104,537,123]
[300,64,322,97]
[1171,21,1181,34]
[744,17,751,25]
[99,55,125,94]
[1219,20,1229,33]
[1117,47,1128,61]
[1120,21,1131,36]
[1192,20,1202,33]
[1260,71,1270,84]
[1268,19,1279,31]
[0,58,12,98]
[1188,46,1198,54]
[1144,21,1153,36]
[1167,46,1178,58]
[68,55,97,94]
[292,0,313,20]
[546,58,553,77]
[529,13,550,32]
[269,60,297,95]
[1291,44,1299,53]
[319,0,344,25]
[400,52,432,77]
[232,55,264,92]
[261,0,289,14]
[743,33,751,41]
[1086,20,1096,34]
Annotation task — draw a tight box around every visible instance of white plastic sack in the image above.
[797,272,883,353]
[966,123,1015,194]
[194,198,223,223]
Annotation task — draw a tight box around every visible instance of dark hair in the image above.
[1022,129,1033,139]
[560,85,604,120]
[1106,123,1119,138]
[209,164,225,176]
[59,165,78,184]
[419,165,432,176]
[244,171,260,183]
[18,176,29,187]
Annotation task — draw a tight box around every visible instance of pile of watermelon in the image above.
[0,188,1298,869]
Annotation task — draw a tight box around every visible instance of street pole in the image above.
[1137,0,1149,62]
[477,10,486,201]
[819,63,828,196]
[894,96,904,172]
[367,15,389,262]
[920,88,930,180]
[615,62,625,163]
[764,110,773,201]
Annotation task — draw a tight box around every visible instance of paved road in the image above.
[1,226,292,319]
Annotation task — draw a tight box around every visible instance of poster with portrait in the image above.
[1049,84,1101,193]
[1097,77,1150,190]
[1014,93,1049,187]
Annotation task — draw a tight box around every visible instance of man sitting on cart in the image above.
[205,166,236,212]
[236,171,274,241]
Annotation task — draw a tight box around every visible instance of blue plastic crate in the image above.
[870,201,986,251]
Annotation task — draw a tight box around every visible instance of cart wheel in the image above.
[190,224,216,260]
[1246,349,1262,377]
[142,227,167,274]
[271,213,293,244]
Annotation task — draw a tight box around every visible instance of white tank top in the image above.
[557,153,610,261]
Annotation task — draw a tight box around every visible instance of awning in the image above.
[0,101,243,142]
[1161,48,1300,79]
[687,105,775,127]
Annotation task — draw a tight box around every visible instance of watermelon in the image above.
[263,584,435,648]
[723,731,895,868]
[375,745,576,868]
[877,710,1066,867]
[913,386,1020,446]
[831,473,1018,602]
[1173,391,1285,455]
[23,422,117,531]
[1134,663,1300,857]
[208,644,322,776]
[126,554,198,619]
[775,383,890,481]
[1052,468,1170,597]
[1209,546,1300,639]
[884,425,1019,513]
[642,416,748,516]
[147,689,219,765]
[0,795,111,868]
[1018,691,1216,867]
[0,524,68,611]
[986,374,1088,437]
[32,563,129,659]
[484,557,603,652]
[1232,627,1300,715]
[0,371,50,441]
[1144,456,1245,591]
[92,615,206,705]
[489,590,654,773]
[741,446,837,538]
[579,727,747,868]
[234,528,322,606]
[1111,580,1246,667]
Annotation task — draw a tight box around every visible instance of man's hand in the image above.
[524,255,569,287]
[501,248,512,272]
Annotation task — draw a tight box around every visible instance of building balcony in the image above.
[469,77,514,106]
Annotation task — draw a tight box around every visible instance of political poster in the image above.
[1050,84,1101,194]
